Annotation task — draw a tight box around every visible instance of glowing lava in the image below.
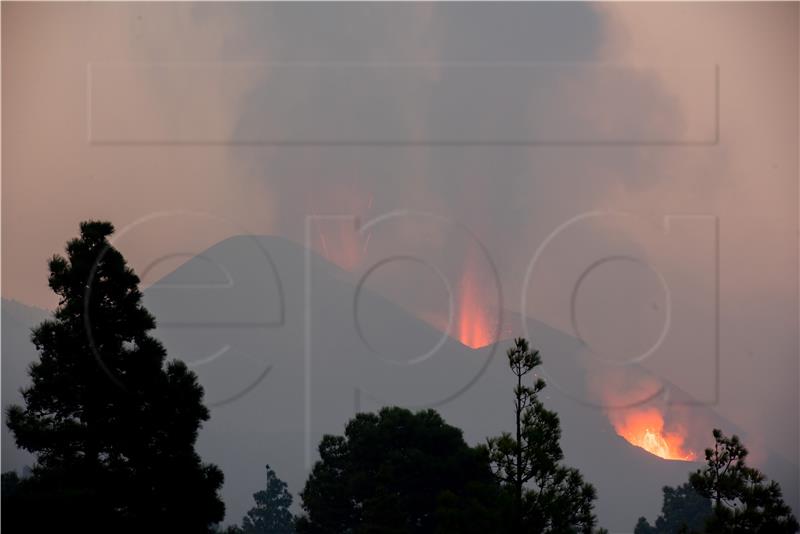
[612,408,696,461]
[456,265,493,349]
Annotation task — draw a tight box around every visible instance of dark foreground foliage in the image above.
[296,406,500,533]
[4,221,224,532]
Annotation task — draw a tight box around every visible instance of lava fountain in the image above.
[611,407,696,461]
[455,263,494,349]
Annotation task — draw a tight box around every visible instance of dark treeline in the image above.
[2,222,797,533]
[635,429,798,534]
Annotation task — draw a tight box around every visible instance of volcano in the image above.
[2,235,796,531]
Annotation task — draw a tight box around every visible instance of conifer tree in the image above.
[690,429,798,533]
[486,338,597,533]
[242,465,295,534]
[6,221,224,531]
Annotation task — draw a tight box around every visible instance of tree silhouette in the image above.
[689,428,798,533]
[296,407,499,533]
[5,221,224,532]
[485,338,597,533]
[634,482,710,534]
[2,470,20,497]
[241,465,295,533]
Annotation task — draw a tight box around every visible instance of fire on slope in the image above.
[611,407,696,461]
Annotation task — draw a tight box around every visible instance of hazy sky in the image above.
[3,1,798,465]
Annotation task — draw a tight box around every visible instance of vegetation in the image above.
[295,406,500,533]
[294,340,605,533]
[633,429,798,534]
[689,429,798,533]
[4,221,224,532]
[634,482,711,534]
[485,338,598,533]
[241,465,295,534]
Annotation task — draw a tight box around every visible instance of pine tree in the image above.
[486,338,597,533]
[6,221,224,531]
[689,429,798,533]
[242,465,295,533]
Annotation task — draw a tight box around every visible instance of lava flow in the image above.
[612,407,696,461]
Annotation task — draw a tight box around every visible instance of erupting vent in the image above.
[611,407,696,461]
[455,264,494,349]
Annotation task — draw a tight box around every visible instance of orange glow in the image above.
[317,224,366,271]
[612,408,696,461]
[311,188,373,271]
[456,265,493,349]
